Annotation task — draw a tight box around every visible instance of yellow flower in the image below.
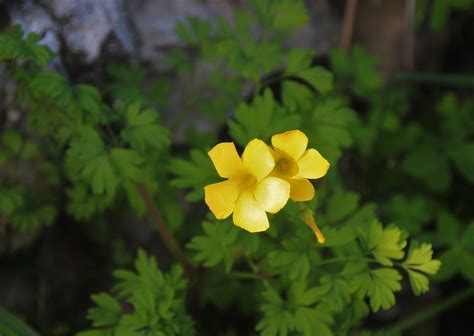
[269,130,330,202]
[204,139,290,232]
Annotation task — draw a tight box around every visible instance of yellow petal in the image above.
[289,178,315,201]
[297,148,330,179]
[208,142,244,178]
[204,179,241,219]
[242,139,275,181]
[271,130,308,160]
[233,190,269,232]
[254,177,290,213]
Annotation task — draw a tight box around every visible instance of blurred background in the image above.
[1,0,474,335]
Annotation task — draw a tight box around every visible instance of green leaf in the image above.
[0,185,24,216]
[436,211,461,247]
[67,128,116,195]
[458,249,474,282]
[10,204,57,233]
[29,72,73,108]
[330,46,381,98]
[462,222,474,252]
[383,195,433,234]
[402,243,441,295]
[228,90,301,146]
[0,25,53,66]
[82,250,195,336]
[430,0,474,31]
[66,184,114,220]
[359,221,406,266]
[67,127,144,197]
[267,237,315,280]
[0,306,39,336]
[402,147,452,192]
[298,67,333,94]
[353,268,402,312]
[87,294,122,328]
[187,221,240,272]
[321,226,356,247]
[120,102,170,152]
[74,84,105,122]
[449,142,474,183]
[105,63,149,104]
[110,148,143,183]
[326,190,360,222]
[304,98,357,163]
[285,49,333,94]
[169,149,219,201]
[252,0,309,32]
[256,283,333,336]
[314,275,352,312]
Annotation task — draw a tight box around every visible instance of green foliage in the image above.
[303,97,357,163]
[358,221,406,266]
[330,46,381,98]
[251,0,309,33]
[256,283,333,336]
[401,147,452,192]
[0,129,58,233]
[0,306,40,336]
[229,90,301,147]
[168,149,219,201]
[417,0,474,31]
[0,6,457,335]
[0,25,53,66]
[402,243,441,295]
[383,195,433,234]
[349,264,403,313]
[120,102,170,152]
[79,250,195,336]
[187,220,259,272]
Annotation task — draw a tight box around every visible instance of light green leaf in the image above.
[87,294,122,328]
[402,243,441,295]
[359,221,406,266]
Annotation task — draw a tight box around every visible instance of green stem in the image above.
[136,183,195,276]
[393,72,474,86]
[386,286,474,334]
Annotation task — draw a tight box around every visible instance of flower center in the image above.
[275,158,298,178]
[240,174,257,189]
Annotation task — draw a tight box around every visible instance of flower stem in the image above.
[386,286,474,334]
[136,183,195,276]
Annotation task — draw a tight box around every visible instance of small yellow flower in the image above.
[204,139,290,232]
[269,130,330,202]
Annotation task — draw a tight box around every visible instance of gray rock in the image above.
[8,0,61,53]
[130,0,235,66]
[39,0,136,62]
[6,0,340,66]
